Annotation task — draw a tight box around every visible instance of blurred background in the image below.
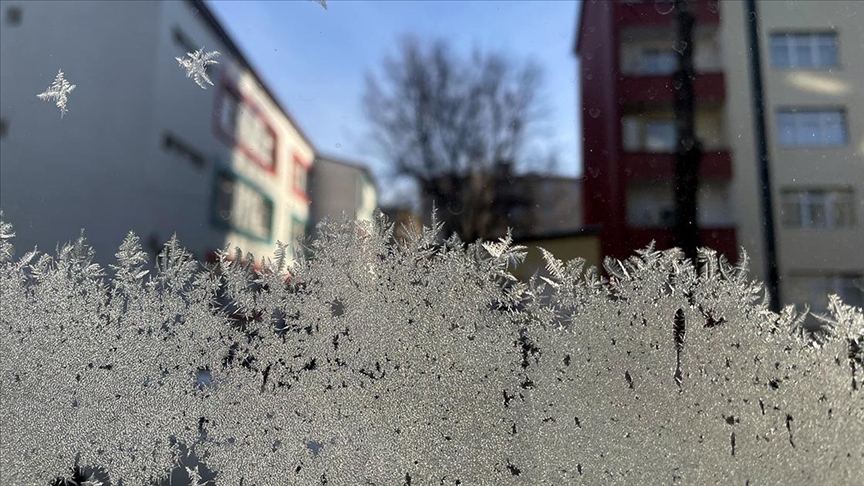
[0,0,861,313]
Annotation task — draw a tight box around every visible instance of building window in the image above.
[294,163,307,193]
[645,120,677,152]
[291,217,306,244]
[216,85,278,174]
[781,188,855,229]
[163,132,205,169]
[775,109,847,147]
[5,5,22,26]
[639,49,677,75]
[622,117,678,153]
[770,32,838,69]
[212,170,274,242]
[218,89,241,135]
[788,273,863,311]
[0,117,8,138]
[292,153,310,201]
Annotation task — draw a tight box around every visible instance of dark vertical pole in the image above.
[745,0,780,311]
[673,0,702,263]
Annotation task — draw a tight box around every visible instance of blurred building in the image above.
[419,169,585,242]
[575,0,737,266]
[0,0,315,266]
[307,154,378,238]
[575,0,863,309]
[510,174,585,239]
[719,0,863,309]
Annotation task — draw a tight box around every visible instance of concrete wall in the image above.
[720,0,864,305]
[0,1,163,260]
[0,0,314,265]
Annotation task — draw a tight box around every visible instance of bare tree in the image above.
[673,0,702,262]
[363,36,547,242]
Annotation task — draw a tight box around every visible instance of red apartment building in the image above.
[574,0,737,261]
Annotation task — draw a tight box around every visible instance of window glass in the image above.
[645,120,676,152]
[790,273,864,310]
[775,109,847,146]
[770,32,838,68]
[640,49,677,74]
[294,159,308,194]
[213,172,273,241]
[781,188,855,229]
[219,90,240,134]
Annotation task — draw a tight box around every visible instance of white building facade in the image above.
[0,0,315,265]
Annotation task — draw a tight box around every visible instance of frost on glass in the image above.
[0,211,861,485]
[175,48,221,90]
[36,69,76,117]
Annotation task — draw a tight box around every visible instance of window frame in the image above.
[780,187,855,230]
[621,116,679,153]
[292,152,311,203]
[775,108,848,147]
[639,48,677,75]
[789,272,864,310]
[214,80,280,176]
[769,31,839,69]
[210,168,275,243]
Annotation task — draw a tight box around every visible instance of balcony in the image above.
[618,72,725,105]
[615,1,720,27]
[622,150,732,179]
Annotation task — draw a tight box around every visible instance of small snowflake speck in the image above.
[37,69,76,117]
[176,47,221,89]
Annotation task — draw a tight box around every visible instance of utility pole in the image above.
[744,0,781,311]
[672,0,702,263]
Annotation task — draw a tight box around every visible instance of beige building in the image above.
[720,1,864,309]
[308,154,378,237]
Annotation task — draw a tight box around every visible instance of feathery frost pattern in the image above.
[0,211,861,485]
[36,69,76,117]
[176,48,221,89]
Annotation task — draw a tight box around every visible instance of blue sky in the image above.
[207,0,582,203]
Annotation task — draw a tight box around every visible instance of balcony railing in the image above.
[618,72,725,104]
[622,150,732,179]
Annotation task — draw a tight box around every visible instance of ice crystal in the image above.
[36,69,76,117]
[0,211,861,485]
[176,48,221,89]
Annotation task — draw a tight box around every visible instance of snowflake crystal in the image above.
[176,47,221,89]
[36,69,76,117]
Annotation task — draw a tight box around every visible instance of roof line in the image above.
[314,153,375,176]
[573,0,585,55]
[187,0,317,151]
